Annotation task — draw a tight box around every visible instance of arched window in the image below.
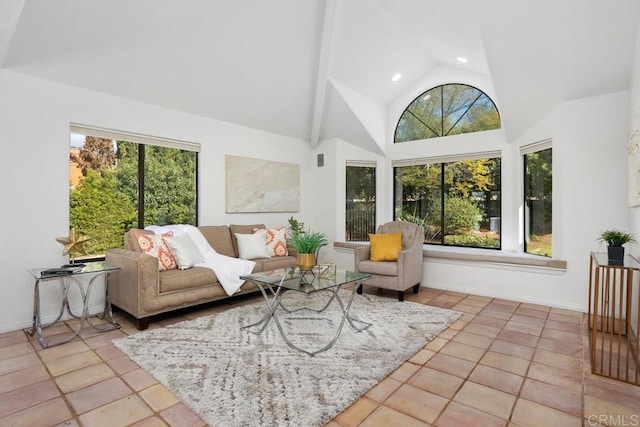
[394,84,500,143]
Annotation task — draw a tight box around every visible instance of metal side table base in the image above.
[26,262,121,349]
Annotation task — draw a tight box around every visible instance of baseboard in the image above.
[424,281,587,313]
[1,303,109,335]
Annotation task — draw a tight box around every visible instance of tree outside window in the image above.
[394,158,501,249]
[395,84,500,143]
[69,133,197,259]
[524,147,552,257]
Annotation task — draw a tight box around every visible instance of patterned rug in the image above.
[113,290,461,427]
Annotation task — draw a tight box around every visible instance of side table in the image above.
[588,252,640,385]
[26,261,121,348]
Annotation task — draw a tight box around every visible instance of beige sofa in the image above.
[105,224,297,330]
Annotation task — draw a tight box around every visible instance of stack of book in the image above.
[40,265,84,276]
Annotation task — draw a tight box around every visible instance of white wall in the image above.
[0,69,312,333]
[629,21,640,250]
[311,138,386,266]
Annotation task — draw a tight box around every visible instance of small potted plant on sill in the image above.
[598,229,636,265]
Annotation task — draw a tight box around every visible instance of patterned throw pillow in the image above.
[136,232,177,271]
[254,226,288,257]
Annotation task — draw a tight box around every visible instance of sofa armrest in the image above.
[397,244,424,287]
[106,248,159,319]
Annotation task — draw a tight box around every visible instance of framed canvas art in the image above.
[225,155,300,213]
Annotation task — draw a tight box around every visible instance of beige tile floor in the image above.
[2,287,640,426]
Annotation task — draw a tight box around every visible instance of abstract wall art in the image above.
[225,155,300,213]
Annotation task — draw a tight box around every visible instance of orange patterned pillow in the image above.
[136,232,177,271]
[253,226,288,257]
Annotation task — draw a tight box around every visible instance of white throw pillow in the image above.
[165,233,205,270]
[235,229,272,260]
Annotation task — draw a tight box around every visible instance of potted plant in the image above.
[598,229,636,265]
[287,217,328,271]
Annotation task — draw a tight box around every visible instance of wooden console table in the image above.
[588,252,640,384]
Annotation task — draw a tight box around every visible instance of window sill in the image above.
[334,241,567,272]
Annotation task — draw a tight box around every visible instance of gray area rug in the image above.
[113,290,461,427]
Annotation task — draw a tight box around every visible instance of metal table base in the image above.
[242,271,371,356]
[26,264,120,348]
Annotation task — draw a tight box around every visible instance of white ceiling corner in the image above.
[328,77,386,151]
[478,0,640,141]
[319,82,384,155]
[0,0,25,68]
[310,0,337,148]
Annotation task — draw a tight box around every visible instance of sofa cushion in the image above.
[357,259,398,276]
[159,267,218,293]
[198,226,236,257]
[230,224,266,257]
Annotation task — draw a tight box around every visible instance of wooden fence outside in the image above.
[346,205,375,241]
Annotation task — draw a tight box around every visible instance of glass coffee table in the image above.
[240,268,372,356]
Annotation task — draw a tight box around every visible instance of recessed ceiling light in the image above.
[391,73,402,82]
[457,57,468,63]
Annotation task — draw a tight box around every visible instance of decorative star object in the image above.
[56,228,91,256]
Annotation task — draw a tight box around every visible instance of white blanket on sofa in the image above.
[145,224,255,296]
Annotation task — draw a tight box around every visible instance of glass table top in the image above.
[592,251,640,269]
[241,268,372,294]
[28,261,120,280]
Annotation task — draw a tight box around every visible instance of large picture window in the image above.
[69,126,198,259]
[523,143,552,257]
[394,84,500,143]
[345,163,376,241]
[393,155,501,249]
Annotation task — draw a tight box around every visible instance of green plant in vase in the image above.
[598,230,636,247]
[287,217,328,272]
[287,231,328,255]
[287,216,305,238]
[597,229,636,265]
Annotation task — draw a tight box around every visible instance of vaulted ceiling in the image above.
[1,0,639,153]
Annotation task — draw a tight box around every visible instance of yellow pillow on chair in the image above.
[369,232,403,261]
